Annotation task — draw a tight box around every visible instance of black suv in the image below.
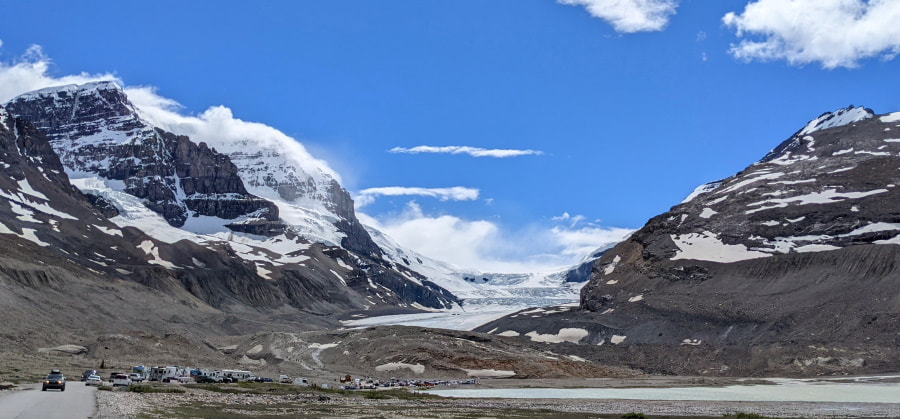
[42,369,66,391]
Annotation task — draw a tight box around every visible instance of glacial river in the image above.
[427,375,900,403]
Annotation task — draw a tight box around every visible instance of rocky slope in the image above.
[476,106,900,376]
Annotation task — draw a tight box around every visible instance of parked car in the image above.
[85,375,102,386]
[129,373,145,383]
[195,375,219,384]
[42,370,66,391]
[111,373,132,387]
[81,369,97,382]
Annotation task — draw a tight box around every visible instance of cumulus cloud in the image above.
[723,0,900,68]
[558,0,678,33]
[0,45,119,102]
[361,203,633,273]
[389,145,543,158]
[354,186,479,208]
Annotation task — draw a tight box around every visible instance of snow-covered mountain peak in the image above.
[13,80,122,99]
[798,105,873,136]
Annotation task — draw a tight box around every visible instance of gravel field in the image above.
[93,387,900,418]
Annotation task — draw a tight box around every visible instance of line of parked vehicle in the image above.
[76,365,292,387]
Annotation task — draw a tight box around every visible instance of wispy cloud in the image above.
[723,0,900,69]
[0,44,119,102]
[354,186,479,208]
[389,145,543,158]
[360,203,633,273]
[558,0,678,33]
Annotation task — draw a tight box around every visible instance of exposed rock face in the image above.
[5,82,278,231]
[476,106,900,376]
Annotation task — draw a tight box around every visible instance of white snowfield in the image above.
[524,328,589,344]
[880,112,900,123]
[799,106,872,136]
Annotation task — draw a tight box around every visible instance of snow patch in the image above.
[671,231,770,263]
[93,225,122,236]
[16,178,48,200]
[699,207,718,219]
[525,328,588,344]
[799,107,872,135]
[497,330,520,337]
[628,294,644,303]
[463,369,515,378]
[682,181,722,203]
[610,335,627,345]
[833,148,854,156]
[745,188,888,214]
[603,255,621,275]
[0,222,50,247]
[376,362,425,375]
[880,112,900,123]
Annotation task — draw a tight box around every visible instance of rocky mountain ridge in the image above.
[476,106,900,376]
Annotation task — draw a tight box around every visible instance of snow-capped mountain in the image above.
[4,82,458,313]
[476,106,900,376]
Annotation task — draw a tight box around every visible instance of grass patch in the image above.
[184,382,299,395]
[97,385,113,391]
[127,384,185,394]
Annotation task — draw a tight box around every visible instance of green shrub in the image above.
[622,413,646,419]
[363,391,387,399]
[97,385,113,391]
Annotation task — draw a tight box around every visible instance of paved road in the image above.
[0,381,96,419]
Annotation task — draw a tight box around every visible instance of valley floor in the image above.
[91,381,900,418]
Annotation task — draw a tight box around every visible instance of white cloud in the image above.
[558,0,678,33]
[389,145,543,158]
[0,45,340,187]
[354,186,479,208]
[362,203,633,273]
[723,0,900,69]
[125,86,340,183]
[0,45,119,103]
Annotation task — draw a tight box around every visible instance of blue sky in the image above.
[2,0,900,272]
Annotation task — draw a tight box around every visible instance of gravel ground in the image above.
[92,388,900,418]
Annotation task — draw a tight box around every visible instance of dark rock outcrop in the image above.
[5,82,279,231]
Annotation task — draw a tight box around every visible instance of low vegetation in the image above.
[127,384,185,394]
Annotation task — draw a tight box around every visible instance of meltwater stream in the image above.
[427,375,900,403]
